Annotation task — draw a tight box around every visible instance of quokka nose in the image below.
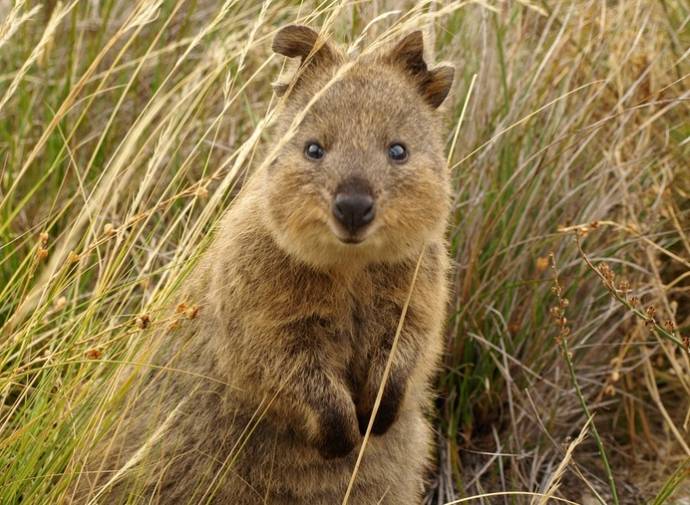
[332,192,376,234]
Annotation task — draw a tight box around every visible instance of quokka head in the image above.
[262,25,454,268]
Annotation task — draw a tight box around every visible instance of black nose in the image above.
[332,192,375,234]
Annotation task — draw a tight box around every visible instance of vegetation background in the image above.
[0,0,688,503]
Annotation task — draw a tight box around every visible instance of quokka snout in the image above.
[74,25,455,505]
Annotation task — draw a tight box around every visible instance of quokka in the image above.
[74,24,454,505]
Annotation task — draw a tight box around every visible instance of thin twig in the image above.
[549,253,619,505]
[573,231,687,351]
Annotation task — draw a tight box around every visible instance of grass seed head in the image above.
[185,305,199,320]
[536,256,550,273]
[54,296,67,310]
[135,314,151,329]
[598,262,615,284]
[85,349,102,360]
[103,223,116,237]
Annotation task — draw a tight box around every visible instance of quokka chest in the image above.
[311,282,403,388]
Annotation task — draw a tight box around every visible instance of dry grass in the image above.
[0,0,689,503]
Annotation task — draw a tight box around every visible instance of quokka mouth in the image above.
[338,236,364,245]
[328,213,385,246]
[329,221,371,245]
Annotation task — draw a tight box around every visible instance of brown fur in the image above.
[73,26,454,504]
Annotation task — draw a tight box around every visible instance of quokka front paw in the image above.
[315,408,359,459]
[356,378,404,436]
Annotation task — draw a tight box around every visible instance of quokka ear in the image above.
[387,30,454,108]
[272,25,339,97]
[272,24,337,67]
[274,25,313,58]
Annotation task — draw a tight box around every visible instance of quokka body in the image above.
[73,24,454,505]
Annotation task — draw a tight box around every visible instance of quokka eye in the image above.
[388,143,408,163]
[304,142,325,160]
